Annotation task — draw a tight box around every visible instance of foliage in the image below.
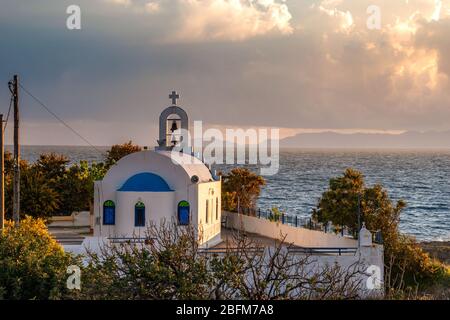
[312,168,406,237]
[312,168,448,292]
[0,216,78,300]
[4,141,133,219]
[269,207,283,222]
[4,150,108,218]
[5,156,60,219]
[105,141,141,168]
[221,168,266,213]
[18,168,61,219]
[36,153,70,181]
[71,222,365,300]
[72,222,213,299]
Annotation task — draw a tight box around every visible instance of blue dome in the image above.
[118,172,173,192]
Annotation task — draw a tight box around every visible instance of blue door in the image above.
[103,200,115,225]
[135,201,146,227]
[178,201,190,225]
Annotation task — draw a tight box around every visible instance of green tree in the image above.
[313,168,447,292]
[19,168,61,219]
[36,153,70,182]
[5,158,61,220]
[221,168,266,213]
[312,168,405,237]
[4,150,108,218]
[57,162,92,215]
[0,216,78,299]
[105,141,141,168]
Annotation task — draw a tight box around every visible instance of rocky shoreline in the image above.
[420,241,450,265]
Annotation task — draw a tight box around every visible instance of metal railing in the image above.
[108,237,155,244]
[288,247,358,256]
[237,207,326,232]
[236,207,384,245]
[198,246,357,256]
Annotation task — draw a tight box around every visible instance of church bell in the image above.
[170,120,178,133]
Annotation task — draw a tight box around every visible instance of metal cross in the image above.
[169,90,180,105]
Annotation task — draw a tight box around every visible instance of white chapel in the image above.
[92,91,222,247]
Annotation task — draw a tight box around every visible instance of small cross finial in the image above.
[169,90,180,105]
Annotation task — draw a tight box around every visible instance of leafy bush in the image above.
[221,168,266,212]
[105,141,141,168]
[0,216,78,299]
[313,168,448,293]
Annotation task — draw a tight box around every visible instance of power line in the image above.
[4,95,13,131]
[18,83,104,155]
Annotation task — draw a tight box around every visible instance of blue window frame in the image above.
[135,201,146,227]
[178,200,190,225]
[103,200,115,225]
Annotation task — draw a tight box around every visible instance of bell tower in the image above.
[156,90,189,151]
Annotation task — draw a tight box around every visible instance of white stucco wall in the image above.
[197,181,222,245]
[224,211,358,248]
[113,191,175,237]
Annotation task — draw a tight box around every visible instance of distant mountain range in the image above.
[279,131,450,149]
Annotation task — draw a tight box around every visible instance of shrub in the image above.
[105,141,141,168]
[73,222,366,300]
[313,168,448,294]
[221,168,266,213]
[0,216,78,299]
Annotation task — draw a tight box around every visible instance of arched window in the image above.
[178,200,190,225]
[205,200,209,224]
[103,200,115,225]
[135,201,146,227]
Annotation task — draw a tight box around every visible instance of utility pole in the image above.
[357,193,361,247]
[0,114,3,231]
[9,75,20,225]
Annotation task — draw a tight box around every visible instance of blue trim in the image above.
[118,172,173,192]
[135,204,146,227]
[103,201,115,225]
[178,201,190,225]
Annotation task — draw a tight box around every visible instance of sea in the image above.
[8,145,450,242]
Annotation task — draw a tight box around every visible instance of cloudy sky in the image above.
[0,0,449,145]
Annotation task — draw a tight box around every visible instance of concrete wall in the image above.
[310,245,384,298]
[49,211,91,228]
[224,211,358,248]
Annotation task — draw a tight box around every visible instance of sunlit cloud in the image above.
[172,0,293,42]
[3,0,450,144]
[431,0,443,20]
[145,1,160,14]
[105,0,132,6]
